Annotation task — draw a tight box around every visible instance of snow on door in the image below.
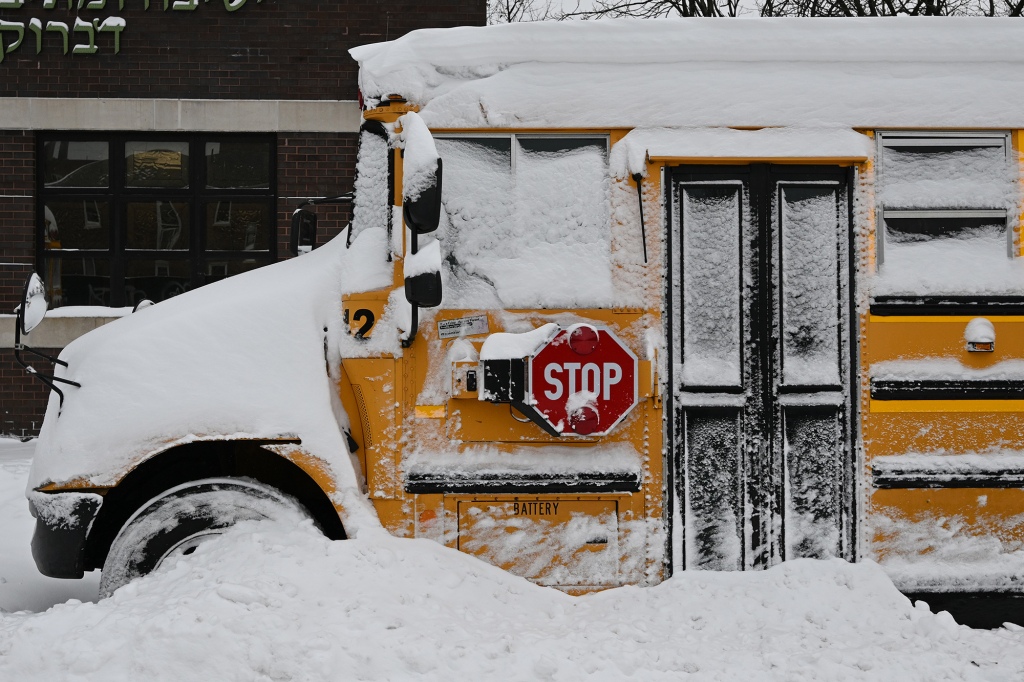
[669,165,855,571]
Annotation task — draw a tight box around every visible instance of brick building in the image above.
[0,0,485,437]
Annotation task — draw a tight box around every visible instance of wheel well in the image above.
[83,440,346,571]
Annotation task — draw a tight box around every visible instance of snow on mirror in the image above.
[434,136,613,309]
[21,273,48,334]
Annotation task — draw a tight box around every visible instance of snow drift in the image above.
[2,518,1024,681]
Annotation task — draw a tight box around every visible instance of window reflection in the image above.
[42,257,111,307]
[126,202,190,250]
[124,259,191,305]
[40,135,275,309]
[125,141,190,188]
[206,141,271,189]
[42,140,109,188]
[42,201,110,250]
[205,202,270,251]
[204,258,273,283]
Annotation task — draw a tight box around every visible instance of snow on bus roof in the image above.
[351,18,1024,130]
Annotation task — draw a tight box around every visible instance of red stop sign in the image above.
[527,324,638,436]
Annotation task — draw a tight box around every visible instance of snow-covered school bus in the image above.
[21,19,1024,622]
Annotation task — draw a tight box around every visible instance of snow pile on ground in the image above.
[352,18,1024,129]
[3,439,1024,679]
[1,518,1023,681]
[0,441,97,612]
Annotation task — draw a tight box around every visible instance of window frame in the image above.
[37,131,277,308]
[875,130,1014,267]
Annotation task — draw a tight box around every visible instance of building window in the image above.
[38,133,276,309]
[875,131,1018,297]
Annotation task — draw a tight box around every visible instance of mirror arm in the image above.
[401,231,420,348]
[13,312,80,414]
[401,306,419,349]
[20,345,68,368]
[302,193,355,207]
[631,173,649,265]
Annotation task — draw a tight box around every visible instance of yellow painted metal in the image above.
[342,290,390,339]
[342,357,401,499]
[870,488,1024,562]
[414,405,446,419]
[454,496,624,587]
[859,131,1024,571]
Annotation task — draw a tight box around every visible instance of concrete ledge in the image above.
[0,98,362,133]
[0,314,123,349]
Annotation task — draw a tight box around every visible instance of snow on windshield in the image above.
[350,127,391,246]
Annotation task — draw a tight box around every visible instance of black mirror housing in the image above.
[403,160,443,235]
[290,208,318,255]
[405,270,442,308]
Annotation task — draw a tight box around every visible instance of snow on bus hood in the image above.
[351,18,1024,129]
[29,232,386,533]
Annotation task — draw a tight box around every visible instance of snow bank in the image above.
[0,440,99,612]
[351,18,1024,129]
[29,233,382,535]
[2,520,1023,680]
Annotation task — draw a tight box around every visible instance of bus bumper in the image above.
[28,491,103,579]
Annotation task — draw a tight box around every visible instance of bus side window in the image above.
[875,132,1017,297]
[435,134,614,310]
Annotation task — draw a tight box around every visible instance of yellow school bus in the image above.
[23,19,1024,623]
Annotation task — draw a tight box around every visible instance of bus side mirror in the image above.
[403,159,442,235]
[290,208,317,255]
[19,273,48,334]
[405,271,442,308]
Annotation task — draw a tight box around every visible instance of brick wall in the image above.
[0,349,60,439]
[277,132,359,254]
[0,1,485,100]
[0,0,486,437]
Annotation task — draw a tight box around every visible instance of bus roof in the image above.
[351,18,1024,130]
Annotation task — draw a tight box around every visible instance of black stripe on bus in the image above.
[870,379,1024,401]
[870,296,1024,316]
[404,471,642,494]
[872,470,1024,489]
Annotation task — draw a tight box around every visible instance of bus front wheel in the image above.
[99,477,309,598]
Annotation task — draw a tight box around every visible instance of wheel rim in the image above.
[156,529,223,569]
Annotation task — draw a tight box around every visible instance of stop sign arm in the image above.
[480,356,562,437]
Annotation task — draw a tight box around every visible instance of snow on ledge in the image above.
[405,443,642,478]
[871,358,1024,381]
[611,127,872,179]
[872,452,1024,477]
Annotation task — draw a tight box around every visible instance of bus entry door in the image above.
[669,164,855,571]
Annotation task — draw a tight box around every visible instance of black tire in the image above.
[99,477,308,598]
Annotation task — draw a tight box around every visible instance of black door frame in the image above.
[664,163,859,575]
